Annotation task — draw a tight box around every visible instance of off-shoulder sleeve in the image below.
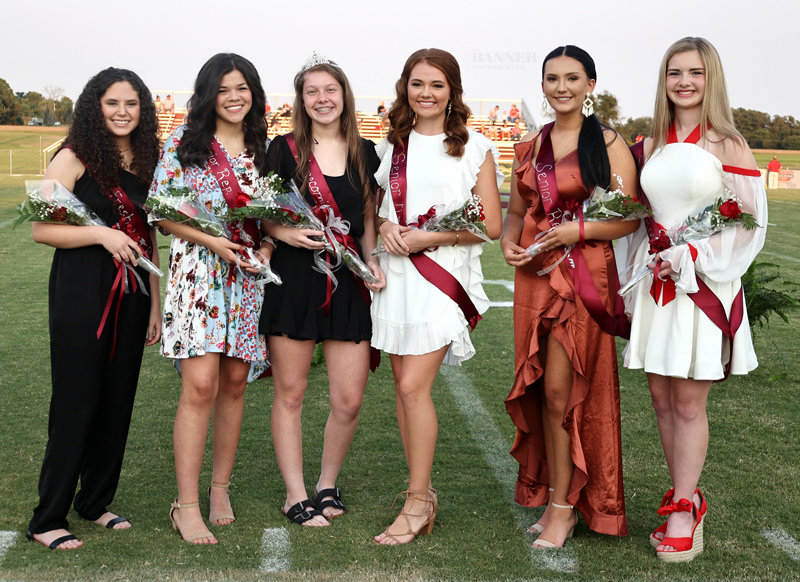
[661,167,768,291]
[147,125,186,224]
[464,130,504,190]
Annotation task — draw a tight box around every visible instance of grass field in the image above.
[0,174,798,581]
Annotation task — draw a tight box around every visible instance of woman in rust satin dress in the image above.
[501,45,638,548]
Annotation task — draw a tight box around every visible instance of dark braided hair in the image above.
[65,68,159,192]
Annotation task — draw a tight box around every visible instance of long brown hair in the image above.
[291,62,372,211]
[650,37,743,157]
[387,48,471,158]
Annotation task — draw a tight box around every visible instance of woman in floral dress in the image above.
[148,53,270,545]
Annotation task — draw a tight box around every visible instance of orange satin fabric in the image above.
[505,140,628,536]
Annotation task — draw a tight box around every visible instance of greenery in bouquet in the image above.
[145,184,230,238]
[583,175,652,221]
[15,180,105,229]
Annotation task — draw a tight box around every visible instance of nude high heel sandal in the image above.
[208,481,235,525]
[531,502,577,549]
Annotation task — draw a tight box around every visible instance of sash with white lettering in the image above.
[207,139,262,250]
[629,126,744,379]
[68,148,152,357]
[533,122,630,338]
[285,133,380,371]
[389,138,481,331]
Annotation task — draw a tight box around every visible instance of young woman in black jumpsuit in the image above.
[26,68,161,550]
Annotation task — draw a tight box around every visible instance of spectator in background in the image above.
[163,94,174,114]
[510,124,521,141]
[488,105,500,124]
[377,100,386,117]
[155,95,163,114]
[767,155,781,189]
[279,103,292,117]
[508,103,520,122]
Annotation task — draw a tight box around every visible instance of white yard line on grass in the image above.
[440,366,579,574]
[259,527,290,572]
[0,219,16,229]
[483,279,515,309]
[760,250,800,264]
[0,531,17,561]
[762,527,800,561]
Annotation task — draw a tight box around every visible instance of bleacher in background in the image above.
[157,112,524,162]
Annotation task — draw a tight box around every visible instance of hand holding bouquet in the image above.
[526,174,649,257]
[372,191,491,256]
[17,180,162,277]
[618,191,759,296]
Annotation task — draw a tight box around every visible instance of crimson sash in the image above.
[629,125,744,379]
[67,149,153,356]
[533,122,630,339]
[389,139,481,331]
[285,133,380,371]
[207,139,262,249]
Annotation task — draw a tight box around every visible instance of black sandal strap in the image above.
[315,487,346,513]
[284,499,322,524]
[105,516,130,529]
[47,534,78,549]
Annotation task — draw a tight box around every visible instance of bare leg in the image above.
[208,356,250,525]
[375,346,448,545]
[172,354,220,545]
[656,377,711,552]
[270,335,329,527]
[533,334,577,548]
[315,339,370,518]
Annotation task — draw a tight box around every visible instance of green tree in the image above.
[18,91,45,120]
[0,78,23,124]
[593,90,621,128]
[617,117,653,144]
[55,96,73,124]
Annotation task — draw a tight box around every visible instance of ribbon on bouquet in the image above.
[533,122,631,339]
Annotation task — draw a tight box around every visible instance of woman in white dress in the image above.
[623,37,767,562]
[371,48,503,545]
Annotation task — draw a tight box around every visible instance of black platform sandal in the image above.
[314,487,347,519]
[282,499,325,525]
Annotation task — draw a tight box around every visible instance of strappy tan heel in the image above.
[375,489,437,546]
[527,487,555,534]
[208,481,235,526]
[531,502,577,549]
[169,499,217,545]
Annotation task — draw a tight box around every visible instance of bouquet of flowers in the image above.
[232,178,379,286]
[372,191,491,256]
[146,182,281,285]
[618,192,760,296]
[527,175,649,257]
[16,179,162,277]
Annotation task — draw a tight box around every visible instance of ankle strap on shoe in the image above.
[210,481,230,489]
[551,502,574,510]
[657,498,694,517]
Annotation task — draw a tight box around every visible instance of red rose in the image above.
[718,199,742,220]
[648,231,670,255]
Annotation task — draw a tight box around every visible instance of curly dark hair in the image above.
[178,53,268,173]
[387,48,471,158]
[65,68,159,193]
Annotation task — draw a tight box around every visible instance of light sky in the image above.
[3,0,798,125]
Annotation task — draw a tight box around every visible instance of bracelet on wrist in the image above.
[453,231,460,247]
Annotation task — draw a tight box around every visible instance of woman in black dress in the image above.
[260,53,384,526]
[27,68,161,550]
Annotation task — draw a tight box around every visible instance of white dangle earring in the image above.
[540,96,551,118]
[582,93,595,117]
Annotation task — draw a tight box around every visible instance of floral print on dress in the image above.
[148,125,269,381]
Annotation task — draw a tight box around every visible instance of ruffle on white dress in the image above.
[621,143,767,379]
[371,129,502,365]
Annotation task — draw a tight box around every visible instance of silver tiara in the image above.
[302,51,339,72]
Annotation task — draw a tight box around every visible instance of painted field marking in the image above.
[761,527,800,561]
[760,250,800,264]
[0,531,17,560]
[483,279,515,309]
[440,366,579,574]
[259,527,290,572]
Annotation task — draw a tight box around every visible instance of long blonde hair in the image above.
[650,37,743,156]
